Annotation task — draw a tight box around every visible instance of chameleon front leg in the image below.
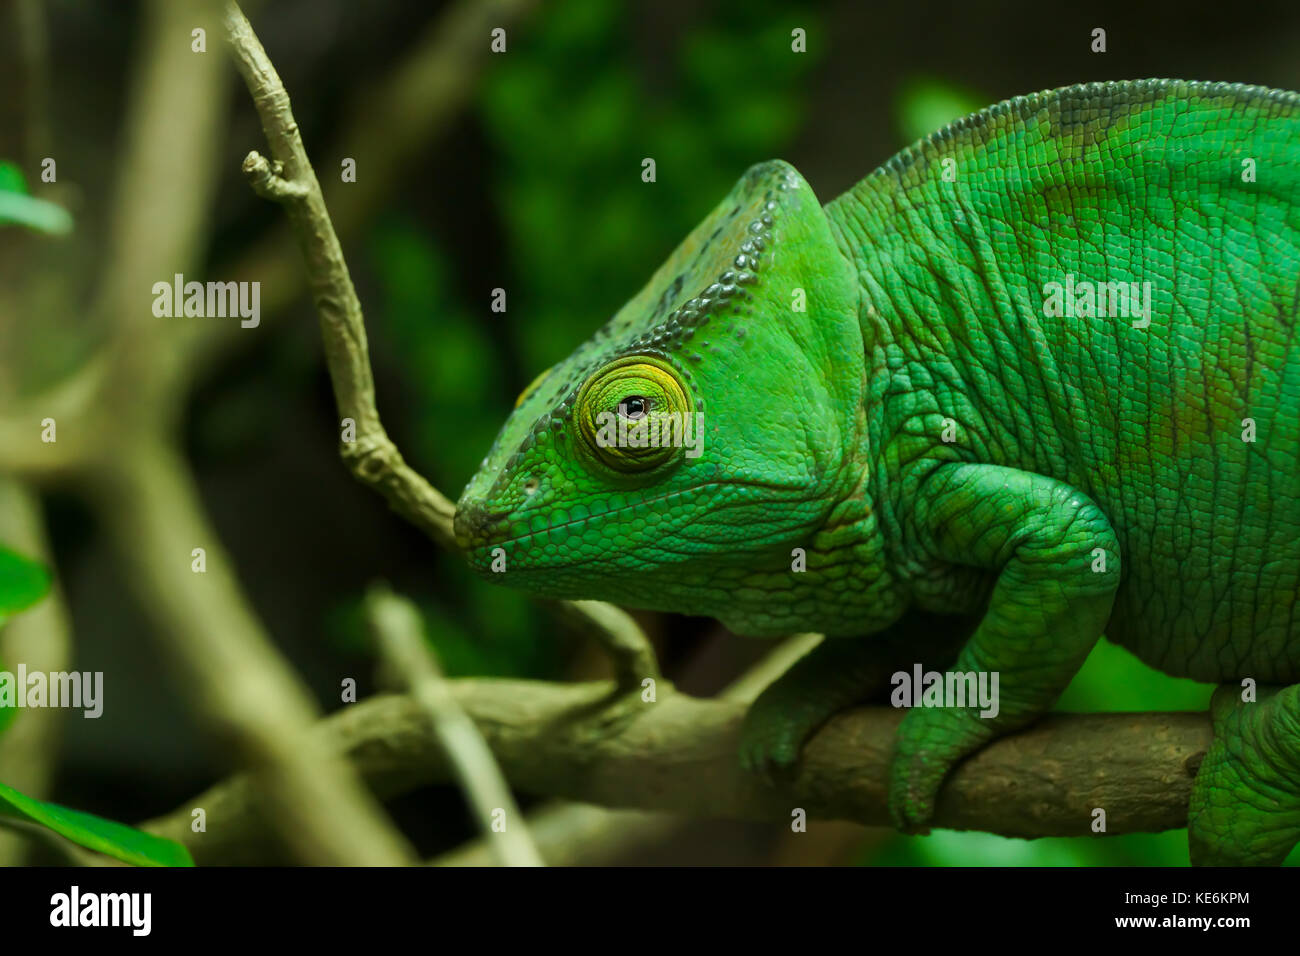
[890,462,1121,829]
[1188,683,1300,865]
[739,611,972,781]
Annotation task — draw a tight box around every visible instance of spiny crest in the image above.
[877,79,1300,183]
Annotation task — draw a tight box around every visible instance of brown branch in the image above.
[141,681,1212,864]
[224,3,456,547]
[0,479,72,865]
[429,634,821,866]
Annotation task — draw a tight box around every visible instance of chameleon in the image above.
[454,78,1300,865]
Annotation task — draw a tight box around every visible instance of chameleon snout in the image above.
[452,499,501,550]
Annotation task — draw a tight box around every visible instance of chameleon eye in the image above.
[575,357,693,473]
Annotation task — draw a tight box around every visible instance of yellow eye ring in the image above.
[575,356,694,473]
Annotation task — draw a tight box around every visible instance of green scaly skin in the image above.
[455,79,1300,865]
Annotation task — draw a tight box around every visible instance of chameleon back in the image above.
[827,80,1300,681]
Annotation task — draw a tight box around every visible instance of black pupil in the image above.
[619,395,649,420]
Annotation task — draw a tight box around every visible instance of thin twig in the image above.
[221,0,657,686]
[178,0,540,379]
[552,600,660,685]
[223,1,462,549]
[366,584,543,866]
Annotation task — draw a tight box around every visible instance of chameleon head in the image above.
[455,160,864,624]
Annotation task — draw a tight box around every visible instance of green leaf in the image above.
[0,161,72,234]
[0,160,28,195]
[0,780,194,867]
[0,544,50,627]
[0,546,52,736]
[0,190,73,235]
[0,659,14,736]
[0,656,15,737]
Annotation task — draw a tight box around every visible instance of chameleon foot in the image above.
[1188,683,1300,865]
[738,620,965,784]
[738,637,889,783]
[887,706,989,831]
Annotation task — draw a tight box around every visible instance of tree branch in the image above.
[224,2,459,549]
[429,634,821,866]
[0,479,72,865]
[141,679,1212,864]
[91,0,226,382]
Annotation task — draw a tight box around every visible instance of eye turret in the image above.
[575,356,693,472]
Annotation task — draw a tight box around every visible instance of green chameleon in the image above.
[454,79,1300,865]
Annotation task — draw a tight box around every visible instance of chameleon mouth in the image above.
[455,483,714,556]
[454,479,793,558]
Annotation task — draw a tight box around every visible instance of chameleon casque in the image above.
[454,79,1300,865]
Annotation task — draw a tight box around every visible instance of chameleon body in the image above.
[455,79,1300,865]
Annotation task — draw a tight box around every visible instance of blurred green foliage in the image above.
[477,0,821,373]
[893,76,986,145]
